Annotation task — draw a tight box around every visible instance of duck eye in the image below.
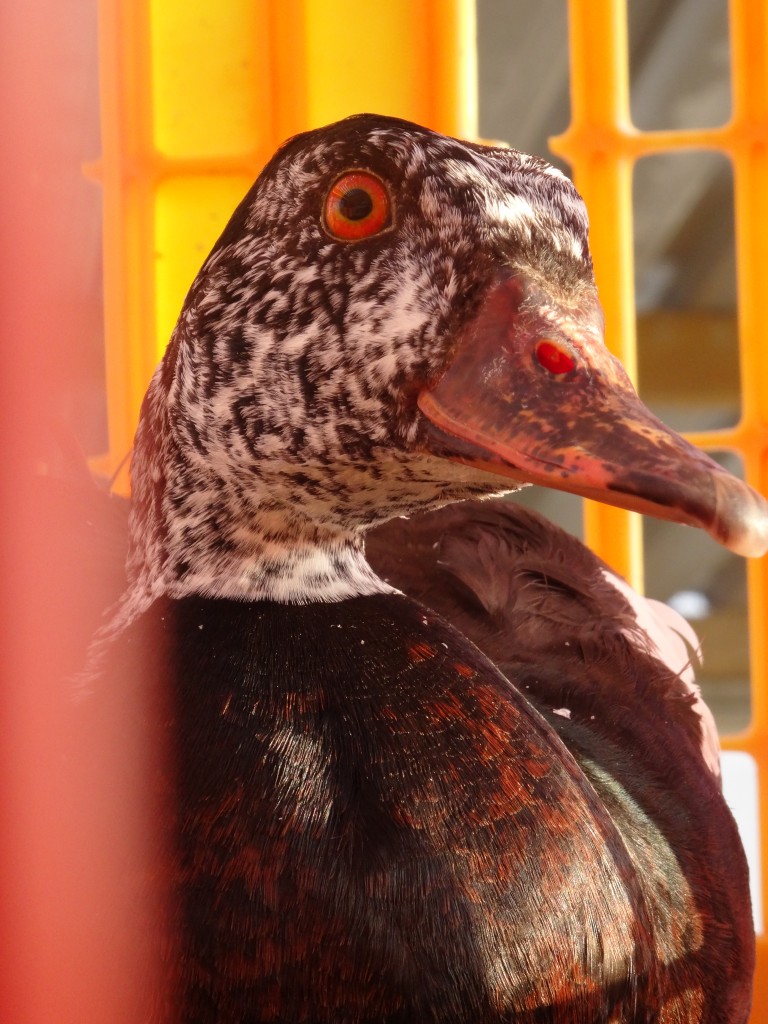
[323,171,392,241]
[535,339,576,377]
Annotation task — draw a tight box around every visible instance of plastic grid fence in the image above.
[551,2,768,1015]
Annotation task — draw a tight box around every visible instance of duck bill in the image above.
[418,272,768,558]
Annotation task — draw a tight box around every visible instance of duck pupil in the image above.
[340,188,373,221]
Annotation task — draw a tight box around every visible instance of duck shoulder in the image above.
[368,499,754,1022]
[95,579,753,1023]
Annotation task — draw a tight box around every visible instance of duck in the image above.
[92,113,767,1023]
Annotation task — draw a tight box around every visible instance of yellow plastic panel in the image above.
[554,2,768,1015]
[267,0,477,143]
[150,1,270,159]
[154,175,254,352]
[302,0,476,134]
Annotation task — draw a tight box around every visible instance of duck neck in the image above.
[122,376,410,623]
[126,447,396,614]
[122,357,519,621]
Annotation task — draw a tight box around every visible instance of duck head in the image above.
[127,114,768,608]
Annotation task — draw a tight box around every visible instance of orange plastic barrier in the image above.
[552,1,768,1015]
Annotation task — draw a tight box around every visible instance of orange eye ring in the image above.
[323,171,392,241]
[535,338,577,377]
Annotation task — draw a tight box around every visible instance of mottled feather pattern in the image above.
[122,116,593,630]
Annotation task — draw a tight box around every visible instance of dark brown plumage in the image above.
[369,500,754,1018]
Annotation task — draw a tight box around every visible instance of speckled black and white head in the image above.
[123,113,768,620]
